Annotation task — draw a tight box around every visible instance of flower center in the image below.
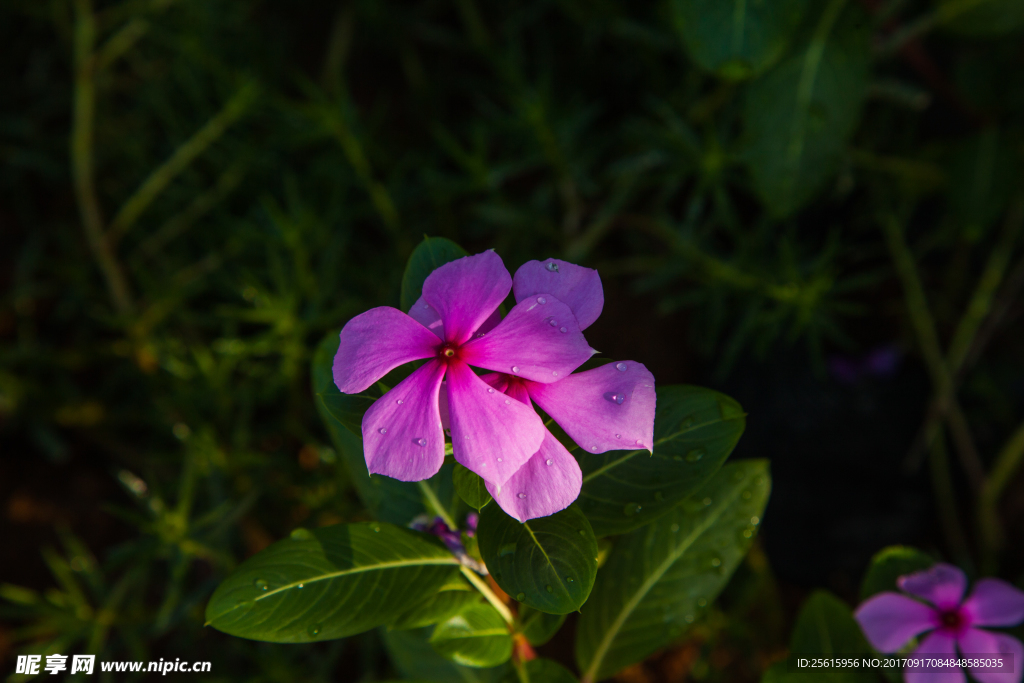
[439,343,459,361]
[940,610,962,630]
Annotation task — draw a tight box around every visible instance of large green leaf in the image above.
[671,0,808,80]
[742,0,870,216]
[478,504,598,614]
[500,659,578,683]
[400,236,469,313]
[382,627,512,683]
[206,522,460,642]
[391,575,481,630]
[939,0,1024,36]
[517,606,567,647]
[429,602,514,668]
[859,546,934,601]
[577,385,746,537]
[454,463,493,511]
[313,332,427,525]
[575,460,771,682]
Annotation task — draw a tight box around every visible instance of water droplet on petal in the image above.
[615,434,621,439]
[545,585,553,593]
[636,440,644,447]
[500,543,517,557]
[591,445,598,451]
[685,448,705,463]
[623,502,641,516]
[487,387,494,393]
[254,579,269,591]
[549,318,557,326]
[545,459,553,466]
[512,366,519,373]
[615,394,625,405]
[559,326,567,333]
[518,493,526,499]
[497,457,502,462]
[379,428,387,434]
[552,371,558,376]
[308,624,321,637]
[416,438,427,447]
[546,262,559,272]
[504,399,511,405]
[616,363,627,372]
[516,592,526,601]
[396,399,403,405]
[538,297,547,304]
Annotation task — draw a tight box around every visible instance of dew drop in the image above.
[235,599,255,608]
[750,516,760,525]
[615,434,621,439]
[545,585,553,593]
[545,459,553,466]
[308,624,321,637]
[379,427,387,434]
[552,371,559,376]
[497,457,503,462]
[670,523,680,533]
[371,524,381,532]
[559,326,567,333]
[742,528,753,539]
[654,491,664,502]
[254,579,269,591]
[591,445,598,451]
[487,387,495,393]
[500,543,517,557]
[685,614,694,623]
[681,416,694,429]
[635,440,644,447]
[623,502,641,517]
[616,362,627,372]
[504,399,511,405]
[546,262,559,272]
[516,592,526,601]
[697,598,707,607]
[396,399,403,405]
[578,529,587,537]
[297,583,305,588]
[742,490,752,500]
[416,438,427,447]
[685,447,706,463]
[517,492,527,499]
[710,557,722,568]
[566,576,574,583]
[538,297,547,304]
[703,497,712,506]
[549,318,557,326]
[290,528,313,541]
[512,366,519,373]
[615,394,625,405]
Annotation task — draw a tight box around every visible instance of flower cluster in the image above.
[332,251,656,521]
[855,562,1024,683]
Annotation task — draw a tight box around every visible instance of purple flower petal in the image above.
[460,296,595,384]
[898,563,967,610]
[526,361,656,454]
[422,251,511,345]
[906,630,965,683]
[446,360,545,487]
[962,579,1024,628]
[361,360,447,481]
[957,628,1023,683]
[333,307,440,394]
[854,592,937,652]
[513,258,603,330]
[409,296,444,339]
[486,431,583,522]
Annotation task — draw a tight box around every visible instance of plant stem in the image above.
[71,0,134,315]
[978,419,1024,571]
[417,480,456,530]
[460,566,514,626]
[928,431,972,568]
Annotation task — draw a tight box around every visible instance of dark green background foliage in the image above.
[3,0,1024,681]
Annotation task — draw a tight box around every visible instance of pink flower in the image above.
[333,251,655,521]
[855,563,1024,683]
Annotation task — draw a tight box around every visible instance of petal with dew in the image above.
[460,297,594,384]
[446,360,545,487]
[513,258,603,330]
[422,251,511,345]
[958,628,1024,683]
[898,563,967,610]
[334,306,440,394]
[853,592,937,652]
[361,360,447,481]
[962,578,1024,628]
[409,296,444,339]
[906,630,965,683]
[486,432,583,522]
[526,361,656,455]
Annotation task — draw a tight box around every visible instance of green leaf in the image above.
[391,576,482,630]
[575,460,771,682]
[859,546,935,601]
[517,605,567,647]
[400,236,469,313]
[500,659,578,683]
[770,591,875,683]
[947,129,1017,240]
[313,332,426,525]
[382,627,512,683]
[205,522,459,642]
[429,602,514,668]
[577,385,746,537]
[939,0,1024,36]
[671,0,808,80]
[478,504,598,614]
[454,463,493,510]
[742,0,870,216]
